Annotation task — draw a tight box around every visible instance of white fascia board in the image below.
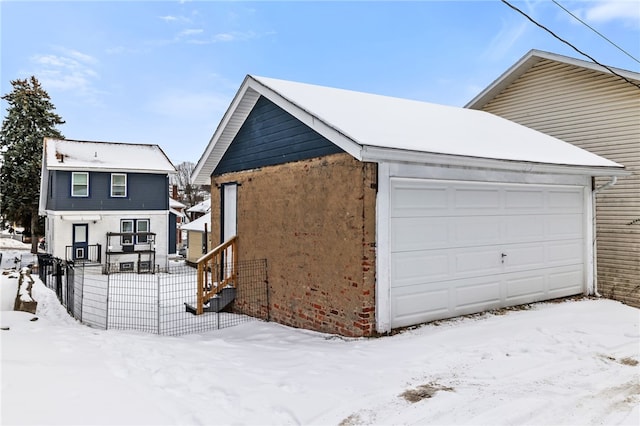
[248,76,363,160]
[465,49,640,109]
[360,145,631,177]
[191,75,363,185]
[46,165,176,174]
[192,78,261,185]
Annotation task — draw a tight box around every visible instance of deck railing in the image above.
[65,244,102,263]
[196,236,238,315]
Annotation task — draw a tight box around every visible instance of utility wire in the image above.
[501,0,640,90]
[552,0,639,64]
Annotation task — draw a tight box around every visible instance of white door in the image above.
[390,178,585,328]
[223,184,237,241]
[222,183,237,278]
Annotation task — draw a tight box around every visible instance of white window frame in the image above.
[110,173,127,197]
[71,172,89,197]
[136,219,150,244]
[121,219,134,245]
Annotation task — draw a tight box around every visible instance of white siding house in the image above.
[39,138,177,272]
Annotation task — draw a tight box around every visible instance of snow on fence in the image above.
[37,256,269,336]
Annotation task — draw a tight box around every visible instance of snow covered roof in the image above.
[181,213,210,232]
[186,198,211,214]
[465,49,640,110]
[43,138,176,174]
[170,198,187,210]
[192,75,626,185]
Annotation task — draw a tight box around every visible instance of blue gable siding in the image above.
[47,170,168,211]
[213,96,344,175]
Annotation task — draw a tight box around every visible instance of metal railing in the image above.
[65,244,102,263]
[36,254,269,336]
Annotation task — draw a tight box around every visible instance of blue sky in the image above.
[2,1,639,165]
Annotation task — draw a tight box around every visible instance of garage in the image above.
[389,178,586,328]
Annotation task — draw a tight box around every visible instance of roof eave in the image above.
[360,145,630,177]
[465,49,640,109]
[45,165,176,174]
[191,75,363,184]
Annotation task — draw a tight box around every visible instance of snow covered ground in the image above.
[1,238,639,425]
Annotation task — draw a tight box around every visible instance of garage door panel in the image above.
[504,215,546,242]
[453,217,502,246]
[547,215,583,239]
[454,280,501,309]
[503,245,546,270]
[389,178,586,328]
[505,274,545,301]
[392,252,450,286]
[454,248,503,274]
[505,189,545,210]
[548,268,583,295]
[548,190,583,211]
[391,185,448,216]
[454,188,500,209]
[547,241,583,265]
[391,286,450,327]
[391,217,449,251]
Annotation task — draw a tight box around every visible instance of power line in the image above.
[501,0,640,90]
[552,0,639,64]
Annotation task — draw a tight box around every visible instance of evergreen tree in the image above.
[1,76,64,253]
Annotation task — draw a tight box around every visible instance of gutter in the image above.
[591,176,618,297]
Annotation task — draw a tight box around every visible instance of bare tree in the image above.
[170,161,209,208]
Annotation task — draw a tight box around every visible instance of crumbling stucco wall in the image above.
[210,153,377,337]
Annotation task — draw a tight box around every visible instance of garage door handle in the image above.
[501,253,507,263]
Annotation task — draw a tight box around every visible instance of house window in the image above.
[121,220,134,245]
[119,262,134,272]
[111,173,127,197]
[136,219,150,244]
[121,219,150,245]
[71,172,89,197]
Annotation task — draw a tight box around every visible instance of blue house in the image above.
[38,138,177,272]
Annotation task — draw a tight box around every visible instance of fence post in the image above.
[157,273,161,335]
[55,260,63,301]
[105,272,110,330]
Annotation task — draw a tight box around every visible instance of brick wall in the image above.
[210,153,378,336]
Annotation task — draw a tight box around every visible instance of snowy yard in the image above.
[1,241,639,425]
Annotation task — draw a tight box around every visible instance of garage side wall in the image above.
[210,153,378,337]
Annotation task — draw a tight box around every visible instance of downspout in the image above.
[591,176,617,297]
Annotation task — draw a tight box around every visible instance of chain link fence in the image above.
[37,255,269,336]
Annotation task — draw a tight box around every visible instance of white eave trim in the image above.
[191,75,363,185]
[60,215,103,221]
[46,166,176,174]
[360,145,630,177]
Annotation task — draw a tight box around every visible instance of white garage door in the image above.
[390,178,585,328]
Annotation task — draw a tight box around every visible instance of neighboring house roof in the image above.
[181,213,210,232]
[186,198,211,214]
[465,49,640,110]
[170,197,187,214]
[170,198,186,209]
[39,138,177,215]
[43,138,176,174]
[193,75,625,185]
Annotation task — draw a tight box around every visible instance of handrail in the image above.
[196,236,238,315]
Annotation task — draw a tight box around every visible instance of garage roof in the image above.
[193,75,625,184]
